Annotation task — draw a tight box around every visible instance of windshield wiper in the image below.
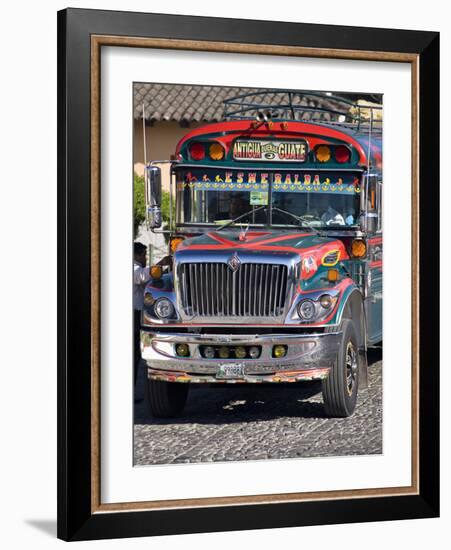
[271,207,319,233]
[216,205,266,231]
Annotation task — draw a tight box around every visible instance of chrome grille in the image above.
[179,263,288,318]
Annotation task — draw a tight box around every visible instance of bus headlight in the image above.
[296,295,337,322]
[297,299,316,320]
[154,298,175,319]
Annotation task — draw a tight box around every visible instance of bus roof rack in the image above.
[223,90,382,134]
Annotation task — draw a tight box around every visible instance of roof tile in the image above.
[134,83,380,123]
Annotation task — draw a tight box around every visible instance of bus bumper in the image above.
[140,330,341,384]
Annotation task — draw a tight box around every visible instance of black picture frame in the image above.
[57,8,439,541]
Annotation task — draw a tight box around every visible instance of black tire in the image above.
[145,377,189,418]
[322,319,359,417]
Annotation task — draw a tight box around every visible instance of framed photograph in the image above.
[57,8,439,541]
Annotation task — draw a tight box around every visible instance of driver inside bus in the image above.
[321,205,345,226]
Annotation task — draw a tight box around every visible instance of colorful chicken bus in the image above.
[140,90,382,418]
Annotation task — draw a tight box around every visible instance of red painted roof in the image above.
[175,120,370,165]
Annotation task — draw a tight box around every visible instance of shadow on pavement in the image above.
[134,346,382,426]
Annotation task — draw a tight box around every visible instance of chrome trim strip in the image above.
[175,163,365,172]
[144,331,341,344]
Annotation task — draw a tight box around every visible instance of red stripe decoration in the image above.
[369,260,383,269]
[368,237,383,245]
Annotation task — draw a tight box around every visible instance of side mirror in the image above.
[361,172,380,234]
[146,165,162,229]
[360,212,378,233]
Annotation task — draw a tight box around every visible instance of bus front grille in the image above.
[178,262,288,318]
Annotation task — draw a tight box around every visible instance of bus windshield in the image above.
[176,169,362,229]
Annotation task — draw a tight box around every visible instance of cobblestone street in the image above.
[134,349,382,465]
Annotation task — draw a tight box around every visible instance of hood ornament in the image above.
[239,223,249,242]
[228,252,241,272]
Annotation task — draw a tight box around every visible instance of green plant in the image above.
[133,173,146,237]
[134,172,175,237]
[161,190,176,226]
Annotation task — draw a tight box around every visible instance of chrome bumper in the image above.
[141,330,341,384]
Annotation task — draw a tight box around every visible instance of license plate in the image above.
[216,363,245,379]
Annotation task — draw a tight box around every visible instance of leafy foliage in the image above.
[133,173,146,237]
[134,172,174,237]
[161,188,176,228]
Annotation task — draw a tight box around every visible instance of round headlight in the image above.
[298,299,316,320]
[319,294,333,309]
[235,346,247,359]
[154,298,175,319]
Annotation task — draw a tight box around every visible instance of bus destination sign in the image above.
[233,139,308,162]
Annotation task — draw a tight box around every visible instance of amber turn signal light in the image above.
[170,236,184,253]
[350,239,367,258]
[327,269,339,282]
[209,142,225,160]
[150,265,163,280]
[315,145,331,163]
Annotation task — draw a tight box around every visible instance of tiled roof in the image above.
[133,84,357,123]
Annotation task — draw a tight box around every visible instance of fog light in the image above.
[273,345,287,358]
[235,346,246,359]
[249,346,260,359]
[218,346,230,359]
[175,343,190,357]
[204,346,215,359]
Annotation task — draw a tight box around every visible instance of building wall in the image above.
[133,120,202,190]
